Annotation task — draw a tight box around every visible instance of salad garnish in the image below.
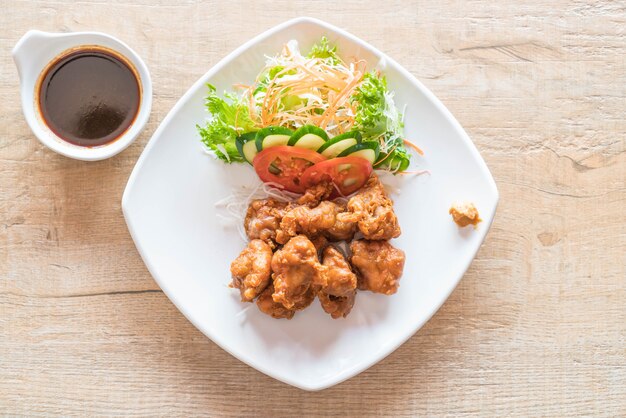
[197,37,421,193]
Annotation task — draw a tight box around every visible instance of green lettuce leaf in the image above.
[307,36,341,64]
[196,84,256,163]
[351,72,410,171]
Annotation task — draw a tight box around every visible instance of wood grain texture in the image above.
[1,0,624,416]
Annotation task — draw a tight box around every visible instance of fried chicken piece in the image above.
[319,246,357,297]
[347,174,401,240]
[244,198,289,245]
[271,235,324,309]
[229,239,273,302]
[350,240,406,295]
[318,290,356,319]
[256,283,294,319]
[316,246,358,318]
[310,235,329,254]
[296,182,334,207]
[276,200,357,244]
[256,282,316,319]
[275,201,339,244]
[325,202,358,241]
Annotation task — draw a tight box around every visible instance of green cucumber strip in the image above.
[242,140,259,164]
[235,131,258,164]
[320,138,358,158]
[268,163,281,175]
[262,134,291,148]
[337,141,380,164]
[317,131,362,153]
[255,127,294,151]
[288,125,329,146]
[347,149,376,164]
[293,134,326,150]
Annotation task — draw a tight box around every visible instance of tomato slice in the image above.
[301,156,373,196]
[253,146,326,193]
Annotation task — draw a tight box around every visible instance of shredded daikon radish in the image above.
[240,40,365,137]
[215,182,298,243]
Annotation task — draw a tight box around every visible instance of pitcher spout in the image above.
[12,30,52,81]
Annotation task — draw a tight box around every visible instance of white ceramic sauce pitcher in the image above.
[12,30,152,161]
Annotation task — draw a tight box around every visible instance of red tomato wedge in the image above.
[301,156,373,196]
[253,146,326,193]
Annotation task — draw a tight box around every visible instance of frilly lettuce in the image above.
[307,36,341,64]
[197,84,255,163]
[351,72,410,171]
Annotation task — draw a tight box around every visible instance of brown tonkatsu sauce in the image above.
[38,47,140,147]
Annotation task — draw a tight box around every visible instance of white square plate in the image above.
[122,17,498,390]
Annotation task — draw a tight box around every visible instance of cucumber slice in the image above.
[295,134,327,151]
[243,141,259,164]
[317,131,362,158]
[288,125,329,150]
[235,132,258,164]
[337,141,380,164]
[375,153,410,172]
[320,138,357,158]
[317,131,362,151]
[262,134,291,148]
[255,127,294,151]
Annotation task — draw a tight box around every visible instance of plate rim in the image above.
[122,16,499,391]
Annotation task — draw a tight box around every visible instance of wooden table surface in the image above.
[1,1,624,416]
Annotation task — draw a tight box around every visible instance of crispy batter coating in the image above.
[271,235,324,309]
[350,240,405,295]
[449,202,482,228]
[276,200,357,244]
[256,283,294,319]
[310,235,329,254]
[235,176,406,319]
[319,246,357,297]
[325,202,358,241]
[276,201,339,244]
[229,239,273,302]
[296,182,334,207]
[347,174,401,240]
[318,290,356,319]
[256,282,316,319]
[317,246,358,318]
[244,198,288,245]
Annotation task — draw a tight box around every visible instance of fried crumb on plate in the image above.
[449,202,482,228]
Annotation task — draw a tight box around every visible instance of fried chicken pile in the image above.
[230,174,406,319]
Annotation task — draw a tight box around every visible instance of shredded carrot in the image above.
[403,139,424,156]
[374,144,398,166]
[319,72,362,130]
[398,170,430,176]
[239,45,366,135]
